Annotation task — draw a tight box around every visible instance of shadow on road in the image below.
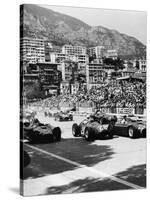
[46,164,146,194]
[22,138,114,180]
[115,164,146,187]
[46,177,130,194]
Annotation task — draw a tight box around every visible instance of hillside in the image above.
[20,4,146,57]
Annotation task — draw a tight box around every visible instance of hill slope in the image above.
[20,4,146,57]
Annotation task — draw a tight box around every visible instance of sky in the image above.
[39,4,147,45]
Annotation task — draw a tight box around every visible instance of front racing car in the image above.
[72,115,116,141]
[114,116,146,138]
[54,111,73,121]
[22,118,61,143]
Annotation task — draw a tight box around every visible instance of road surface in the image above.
[22,113,146,196]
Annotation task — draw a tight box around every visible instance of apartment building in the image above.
[60,81,70,94]
[139,59,146,71]
[20,37,45,63]
[86,63,107,90]
[60,62,78,82]
[27,62,61,85]
[104,49,118,59]
[44,42,62,62]
[88,46,105,58]
[62,45,87,55]
[71,82,80,94]
[50,53,66,63]
[50,52,89,64]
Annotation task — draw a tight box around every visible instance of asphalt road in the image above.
[22,113,146,196]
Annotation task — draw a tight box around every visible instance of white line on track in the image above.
[25,143,144,190]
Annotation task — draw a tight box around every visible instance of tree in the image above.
[103,57,124,70]
[25,82,45,100]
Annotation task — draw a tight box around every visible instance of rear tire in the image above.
[72,123,80,137]
[108,124,114,139]
[142,129,146,138]
[84,127,95,141]
[53,127,61,141]
[128,126,136,138]
[70,116,73,121]
[108,131,114,139]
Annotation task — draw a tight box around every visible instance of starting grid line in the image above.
[25,143,144,190]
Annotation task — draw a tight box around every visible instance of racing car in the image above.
[114,115,146,138]
[72,114,117,141]
[22,118,61,143]
[54,111,73,121]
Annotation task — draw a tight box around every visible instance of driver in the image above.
[84,115,94,124]
[88,115,95,122]
[121,115,127,124]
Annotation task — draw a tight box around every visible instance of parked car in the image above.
[72,115,116,141]
[23,118,61,143]
[114,115,146,138]
[54,111,73,121]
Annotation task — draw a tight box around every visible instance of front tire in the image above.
[108,130,114,139]
[108,124,114,139]
[128,126,136,138]
[53,127,61,141]
[84,127,95,141]
[142,129,146,138]
[70,115,73,121]
[72,123,80,137]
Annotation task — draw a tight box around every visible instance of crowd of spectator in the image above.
[28,81,146,114]
[89,82,146,109]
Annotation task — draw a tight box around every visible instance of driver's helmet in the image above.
[109,115,118,124]
[89,115,95,122]
[108,116,112,121]
[34,118,40,124]
[112,115,118,122]
[86,114,90,119]
[121,115,127,124]
[95,110,101,116]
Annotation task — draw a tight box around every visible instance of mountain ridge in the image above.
[20,4,146,57]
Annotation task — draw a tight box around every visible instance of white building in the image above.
[89,46,105,58]
[50,52,88,64]
[62,45,87,55]
[60,81,79,95]
[77,54,89,63]
[59,62,75,82]
[20,37,45,63]
[86,63,106,90]
[60,81,70,94]
[59,61,87,82]
[50,53,66,63]
[104,49,118,59]
[71,82,80,94]
[139,59,146,71]
[78,63,86,74]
